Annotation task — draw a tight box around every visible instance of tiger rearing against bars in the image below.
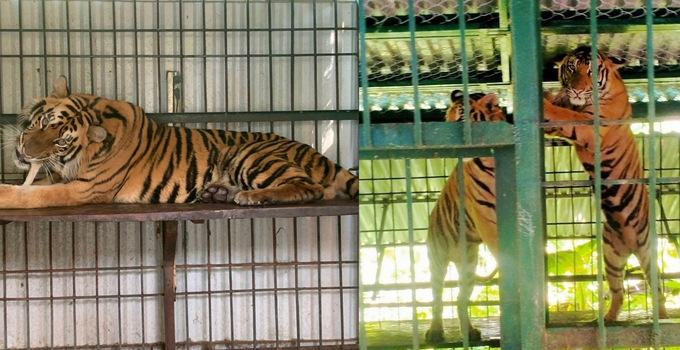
[4,75,358,209]
[426,90,506,343]
[543,46,668,322]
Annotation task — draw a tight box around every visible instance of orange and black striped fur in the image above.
[5,76,358,209]
[425,91,505,343]
[543,46,668,321]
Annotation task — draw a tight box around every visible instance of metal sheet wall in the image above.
[0,1,358,348]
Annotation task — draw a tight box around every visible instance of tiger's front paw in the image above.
[0,185,19,209]
[234,190,273,206]
[198,185,229,203]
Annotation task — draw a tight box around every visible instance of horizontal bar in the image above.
[543,177,680,188]
[0,53,356,59]
[0,199,358,222]
[359,122,514,152]
[0,27,358,33]
[547,322,680,349]
[0,110,359,125]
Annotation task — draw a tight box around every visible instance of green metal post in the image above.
[405,160,419,349]
[645,0,661,347]
[457,158,470,349]
[407,0,423,146]
[509,0,546,348]
[588,2,606,348]
[457,0,472,144]
[358,0,372,147]
[494,146,521,349]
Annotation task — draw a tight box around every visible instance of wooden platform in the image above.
[0,199,358,222]
[364,309,680,349]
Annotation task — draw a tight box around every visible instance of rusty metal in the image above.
[0,200,358,223]
[162,221,178,350]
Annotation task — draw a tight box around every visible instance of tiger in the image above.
[425,90,506,343]
[542,45,669,322]
[3,75,358,209]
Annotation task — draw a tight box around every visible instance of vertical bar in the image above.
[2,225,6,350]
[138,223,146,348]
[404,160,418,350]
[358,0,372,147]
[645,0,661,347]
[509,0,546,347]
[494,147,521,349]
[337,215,346,347]
[272,218,280,347]
[250,219,257,347]
[162,221,178,350]
[290,0,296,139]
[316,217,323,348]
[49,223,54,350]
[457,157,469,349]
[205,222,213,346]
[117,224,123,350]
[457,0,471,145]
[71,223,76,350]
[406,0,422,146]
[95,223,101,349]
[182,223,189,348]
[293,219,302,350]
[133,0,140,104]
[588,2,606,348]
[227,221,236,350]
[246,0,252,114]
[112,1,118,100]
[23,223,30,350]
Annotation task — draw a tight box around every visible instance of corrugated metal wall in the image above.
[0,1,358,348]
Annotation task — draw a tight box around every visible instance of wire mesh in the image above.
[0,0,359,349]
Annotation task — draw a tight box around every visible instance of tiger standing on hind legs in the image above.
[4,75,358,209]
[543,45,668,322]
[425,90,507,344]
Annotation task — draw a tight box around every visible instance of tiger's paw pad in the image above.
[425,328,445,344]
[234,191,272,206]
[198,186,229,203]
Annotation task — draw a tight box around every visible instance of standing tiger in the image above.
[543,46,668,321]
[426,90,506,343]
[4,75,358,209]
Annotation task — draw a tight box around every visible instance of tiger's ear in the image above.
[476,93,498,111]
[608,55,626,70]
[50,75,70,98]
[87,125,108,143]
[553,53,568,69]
[450,90,464,102]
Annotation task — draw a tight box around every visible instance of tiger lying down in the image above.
[6,76,358,209]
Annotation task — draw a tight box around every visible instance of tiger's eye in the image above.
[55,139,67,147]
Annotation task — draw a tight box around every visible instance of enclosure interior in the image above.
[359,0,680,348]
[0,1,359,349]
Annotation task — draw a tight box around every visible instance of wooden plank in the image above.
[0,199,358,222]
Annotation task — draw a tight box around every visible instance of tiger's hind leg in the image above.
[235,181,324,206]
[634,243,669,319]
[603,230,628,322]
[425,228,451,344]
[453,244,482,341]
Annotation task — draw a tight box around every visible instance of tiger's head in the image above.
[445,90,507,122]
[14,76,108,180]
[556,46,626,106]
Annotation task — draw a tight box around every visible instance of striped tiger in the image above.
[543,46,669,321]
[426,90,505,343]
[4,75,358,209]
